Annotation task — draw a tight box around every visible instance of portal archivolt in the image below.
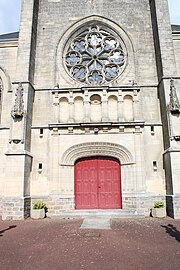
[61,142,134,166]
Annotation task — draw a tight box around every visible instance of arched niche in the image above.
[74,96,84,122]
[90,94,102,122]
[123,95,134,121]
[59,97,69,123]
[108,95,118,121]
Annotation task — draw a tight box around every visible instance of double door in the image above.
[75,157,122,209]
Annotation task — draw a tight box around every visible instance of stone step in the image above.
[81,216,111,229]
[52,209,145,219]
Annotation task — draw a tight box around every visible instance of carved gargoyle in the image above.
[11,83,24,119]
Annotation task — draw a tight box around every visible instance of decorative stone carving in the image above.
[68,127,73,133]
[61,142,134,165]
[168,79,180,113]
[52,127,59,136]
[11,83,24,119]
[64,24,127,85]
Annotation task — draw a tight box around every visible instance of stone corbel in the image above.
[135,126,141,133]
[69,90,73,100]
[102,89,107,99]
[84,89,89,99]
[68,127,73,134]
[118,89,123,100]
[52,127,59,136]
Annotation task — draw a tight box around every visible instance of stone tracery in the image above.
[64,25,127,85]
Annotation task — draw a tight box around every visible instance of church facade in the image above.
[0,0,180,220]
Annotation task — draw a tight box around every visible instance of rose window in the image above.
[64,25,127,85]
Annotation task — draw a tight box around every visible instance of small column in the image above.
[118,89,123,121]
[83,89,90,122]
[68,91,74,123]
[102,89,108,121]
[52,87,60,123]
[133,89,141,121]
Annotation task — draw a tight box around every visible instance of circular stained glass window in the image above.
[64,25,127,85]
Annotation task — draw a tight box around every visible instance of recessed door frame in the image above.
[74,156,122,209]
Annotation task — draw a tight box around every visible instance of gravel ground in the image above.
[0,217,179,270]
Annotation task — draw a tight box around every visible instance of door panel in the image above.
[75,157,122,209]
[98,158,121,209]
[75,159,98,209]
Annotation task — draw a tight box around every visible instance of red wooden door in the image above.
[75,157,122,209]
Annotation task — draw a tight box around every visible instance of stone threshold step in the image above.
[52,209,145,218]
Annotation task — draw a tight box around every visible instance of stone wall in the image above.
[0,197,2,216]
[34,0,157,88]
[0,42,18,83]
[0,45,17,125]
[2,197,31,220]
[173,34,180,76]
[31,194,166,218]
[31,196,74,217]
[123,195,166,216]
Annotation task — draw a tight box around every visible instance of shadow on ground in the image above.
[161,223,180,243]
[0,225,17,237]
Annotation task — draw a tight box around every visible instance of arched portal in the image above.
[61,142,134,165]
[74,156,122,209]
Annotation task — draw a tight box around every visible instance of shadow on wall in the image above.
[0,225,17,237]
[161,224,180,243]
